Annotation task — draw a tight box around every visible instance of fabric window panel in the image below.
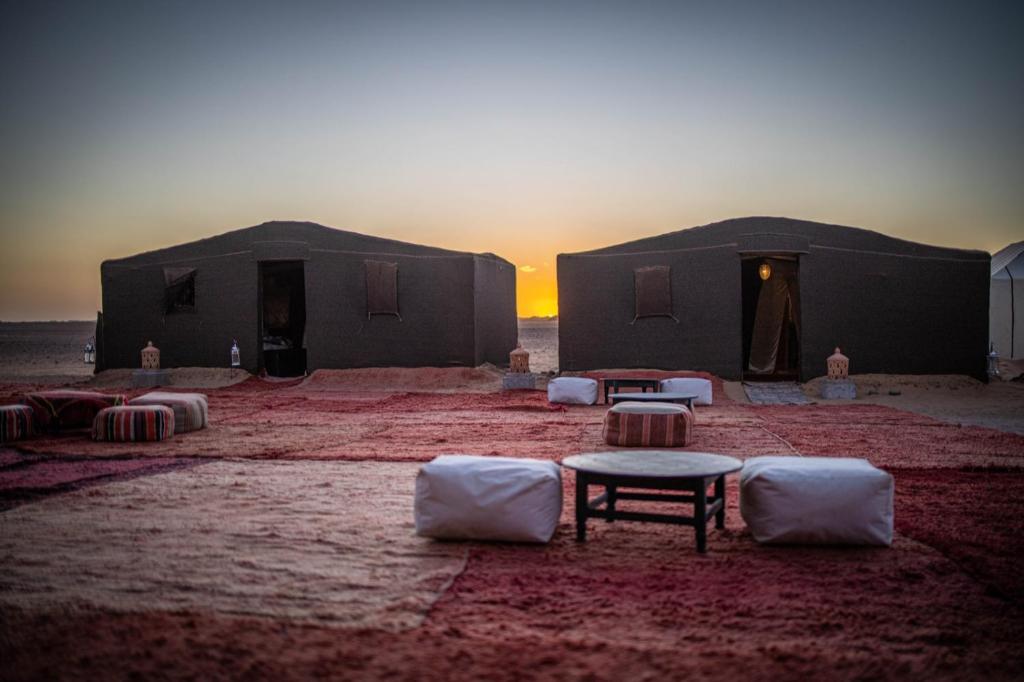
[366,260,400,318]
[633,266,676,321]
[163,267,196,313]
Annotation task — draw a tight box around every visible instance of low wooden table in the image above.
[561,451,743,553]
[608,392,698,410]
[602,377,660,404]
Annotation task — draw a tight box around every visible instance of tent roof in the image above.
[991,241,1024,276]
[103,221,512,268]
[563,216,989,261]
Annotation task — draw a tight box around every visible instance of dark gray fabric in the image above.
[558,217,990,380]
[366,260,399,318]
[634,266,674,320]
[163,267,196,313]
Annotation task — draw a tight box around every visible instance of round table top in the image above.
[561,451,742,479]
[608,392,698,400]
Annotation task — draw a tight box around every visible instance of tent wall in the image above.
[304,250,477,368]
[800,248,988,379]
[98,222,517,371]
[100,252,258,372]
[558,245,741,377]
[990,254,1023,360]
[472,255,518,366]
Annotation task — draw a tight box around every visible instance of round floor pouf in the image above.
[92,405,175,442]
[1,404,35,443]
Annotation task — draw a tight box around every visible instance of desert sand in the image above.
[2,324,1024,681]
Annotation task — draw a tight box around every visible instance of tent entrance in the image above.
[259,261,307,377]
[742,256,801,381]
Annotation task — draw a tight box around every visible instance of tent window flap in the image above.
[163,267,196,313]
[633,266,676,321]
[366,260,400,318]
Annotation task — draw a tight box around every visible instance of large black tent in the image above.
[557,217,989,380]
[97,221,517,375]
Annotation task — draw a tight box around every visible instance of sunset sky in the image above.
[1,1,1022,320]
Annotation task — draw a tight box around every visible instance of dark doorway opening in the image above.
[742,256,801,381]
[259,261,307,377]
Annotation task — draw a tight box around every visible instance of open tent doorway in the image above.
[742,257,801,380]
[259,261,307,377]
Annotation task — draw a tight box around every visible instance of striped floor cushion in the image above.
[602,401,694,447]
[128,392,208,433]
[22,390,125,431]
[1,404,34,443]
[92,405,175,442]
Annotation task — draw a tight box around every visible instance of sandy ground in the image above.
[2,324,1024,680]
[805,374,1024,435]
[0,321,95,384]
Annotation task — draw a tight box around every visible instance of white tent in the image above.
[991,241,1024,360]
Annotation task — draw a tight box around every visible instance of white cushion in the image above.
[547,377,598,405]
[740,456,894,546]
[659,378,713,405]
[414,455,563,543]
[609,401,688,416]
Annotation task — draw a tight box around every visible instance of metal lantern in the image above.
[83,340,95,364]
[827,347,849,380]
[509,344,530,374]
[758,262,772,281]
[988,343,1000,378]
[231,339,241,368]
[140,341,160,370]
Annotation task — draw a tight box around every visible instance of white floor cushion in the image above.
[415,455,563,543]
[659,378,713,405]
[547,377,598,405]
[128,391,209,433]
[740,456,894,546]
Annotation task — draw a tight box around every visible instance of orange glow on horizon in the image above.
[516,269,558,318]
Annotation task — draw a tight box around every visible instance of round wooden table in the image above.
[607,392,699,410]
[561,451,743,553]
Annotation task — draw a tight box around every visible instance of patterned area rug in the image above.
[743,382,813,405]
[0,460,466,631]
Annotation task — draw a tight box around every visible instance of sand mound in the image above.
[87,367,251,389]
[805,373,982,397]
[300,365,505,393]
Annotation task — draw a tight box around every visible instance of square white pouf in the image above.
[547,377,598,405]
[659,378,713,406]
[740,456,894,546]
[415,455,563,543]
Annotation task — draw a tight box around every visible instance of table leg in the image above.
[714,475,725,529]
[606,484,617,522]
[694,479,707,553]
[575,472,588,542]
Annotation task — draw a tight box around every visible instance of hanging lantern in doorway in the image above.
[230,339,241,368]
[758,262,772,281]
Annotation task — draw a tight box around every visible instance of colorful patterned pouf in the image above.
[602,401,694,447]
[1,404,35,443]
[92,405,175,442]
[128,391,208,433]
[22,390,126,432]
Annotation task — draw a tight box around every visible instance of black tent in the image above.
[557,217,989,380]
[98,221,517,375]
